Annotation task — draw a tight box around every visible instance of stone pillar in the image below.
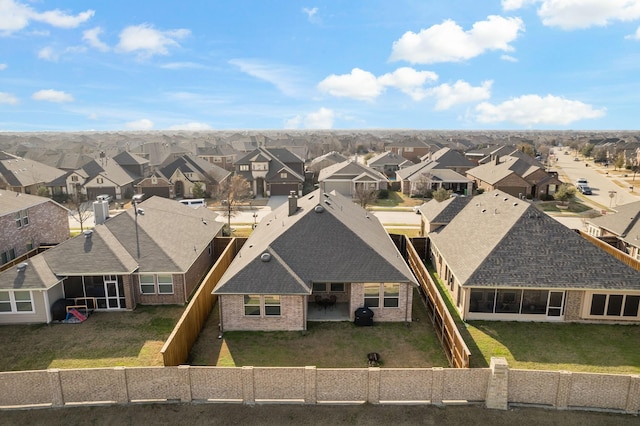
[242,366,255,405]
[555,370,572,409]
[367,367,381,404]
[304,366,316,404]
[114,367,129,404]
[431,367,444,405]
[486,357,509,410]
[178,365,192,402]
[625,375,640,414]
[47,369,63,407]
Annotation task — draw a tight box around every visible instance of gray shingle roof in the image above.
[214,190,417,295]
[0,255,62,291]
[0,189,67,216]
[588,201,640,237]
[429,190,640,290]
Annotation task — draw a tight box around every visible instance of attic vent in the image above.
[324,200,331,206]
[16,262,28,272]
[314,205,325,213]
[494,193,499,196]
[513,202,518,206]
[481,209,486,213]
[260,252,272,262]
[323,192,330,198]
[308,195,314,200]
[503,198,508,201]
[83,230,93,238]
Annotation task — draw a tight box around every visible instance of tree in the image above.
[432,187,452,202]
[217,175,251,236]
[517,143,535,157]
[581,143,595,158]
[413,173,433,198]
[192,182,206,199]
[553,183,576,205]
[615,154,625,171]
[353,184,378,209]
[592,147,608,163]
[36,186,49,197]
[68,193,93,232]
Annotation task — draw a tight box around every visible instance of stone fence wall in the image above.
[1,358,639,415]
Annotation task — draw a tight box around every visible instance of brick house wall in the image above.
[184,242,216,300]
[0,201,69,265]
[349,283,413,322]
[134,273,188,305]
[220,294,306,331]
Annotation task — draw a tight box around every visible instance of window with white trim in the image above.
[384,283,400,307]
[0,291,33,313]
[243,294,281,316]
[364,283,380,308]
[280,172,287,178]
[157,274,173,294]
[239,165,249,171]
[139,274,155,294]
[97,177,104,184]
[364,283,400,308]
[15,209,29,228]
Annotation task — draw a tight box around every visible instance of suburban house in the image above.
[306,151,349,183]
[586,201,640,261]
[0,190,69,268]
[395,148,474,197]
[113,151,150,178]
[0,151,66,195]
[213,190,418,331]
[466,153,562,199]
[366,151,412,178]
[464,145,515,165]
[235,147,305,197]
[196,143,239,171]
[135,171,174,199]
[160,154,231,199]
[424,190,640,323]
[0,196,224,324]
[318,160,389,198]
[23,150,93,172]
[415,196,472,236]
[77,156,140,201]
[385,139,434,164]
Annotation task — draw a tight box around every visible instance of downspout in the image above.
[217,297,224,337]
[405,283,410,323]
[43,289,51,324]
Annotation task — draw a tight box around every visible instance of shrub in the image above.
[377,189,389,199]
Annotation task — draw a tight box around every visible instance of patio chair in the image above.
[315,295,324,310]
[327,295,337,310]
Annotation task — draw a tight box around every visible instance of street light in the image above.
[132,194,145,258]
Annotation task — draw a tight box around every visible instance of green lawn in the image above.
[0,305,184,371]
[189,290,449,368]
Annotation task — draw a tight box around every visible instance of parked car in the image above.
[576,178,588,186]
[577,184,592,195]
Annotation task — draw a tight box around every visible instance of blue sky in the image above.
[1,0,640,132]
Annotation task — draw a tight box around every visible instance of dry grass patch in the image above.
[0,305,184,371]
[189,290,449,368]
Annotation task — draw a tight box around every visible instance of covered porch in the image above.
[307,282,351,321]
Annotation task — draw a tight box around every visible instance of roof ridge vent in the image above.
[83,229,93,238]
[16,262,28,272]
[260,252,272,262]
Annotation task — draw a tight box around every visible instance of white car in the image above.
[576,178,588,186]
[96,194,112,204]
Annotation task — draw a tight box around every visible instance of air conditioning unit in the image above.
[93,200,109,225]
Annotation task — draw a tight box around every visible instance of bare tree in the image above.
[413,173,433,198]
[217,175,251,235]
[353,184,378,209]
[68,193,93,232]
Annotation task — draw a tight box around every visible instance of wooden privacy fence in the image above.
[161,237,246,366]
[406,237,471,369]
[578,230,640,271]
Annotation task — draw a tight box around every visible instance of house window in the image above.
[405,147,414,152]
[590,294,640,318]
[1,249,16,264]
[157,275,173,294]
[97,177,104,184]
[312,283,345,293]
[239,165,249,171]
[151,176,157,184]
[364,284,380,308]
[312,283,326,292]
[213,157,222,162]
[330,283,344,292]
[139,274,156,294]
[71,175,79,182]
[280,172,287,179]
[243,295,280,316]
[244,295,261,316]
[15,210,29,228]
[26,240,33,251]
[0,291,33,313]
[383,284,400,307]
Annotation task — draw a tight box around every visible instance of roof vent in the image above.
[513,202,518,206]
[83,230,93,238]
[324,200,331,206]
[481,209,486,213]
[260,252,271,262]
[16,262,28,272]
[503,198,508,201]
[314,205,325,213]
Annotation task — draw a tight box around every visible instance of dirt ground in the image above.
[0,403,636,426]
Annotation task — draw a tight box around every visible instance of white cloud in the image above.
[501,54,518,62]
[285,108,335,129]
[428,80,493,110]
[303,7,320,23]
[378,67,438,100]
[230,59,305,97]
[167,122,212,130]
[125,119,154,130]
[0,63,7,70]
[83,27,110,52]
[504,0,640,30]
[161,62,206,70]
[0,92,19,104]
[32,89,73,103]
[475,94,606,126]
[0,0,93,35]
[116,24,190,58]
[37,46,58,61]
[626,26,640,39]
[318,68,384,101]
[390,15,524,64]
